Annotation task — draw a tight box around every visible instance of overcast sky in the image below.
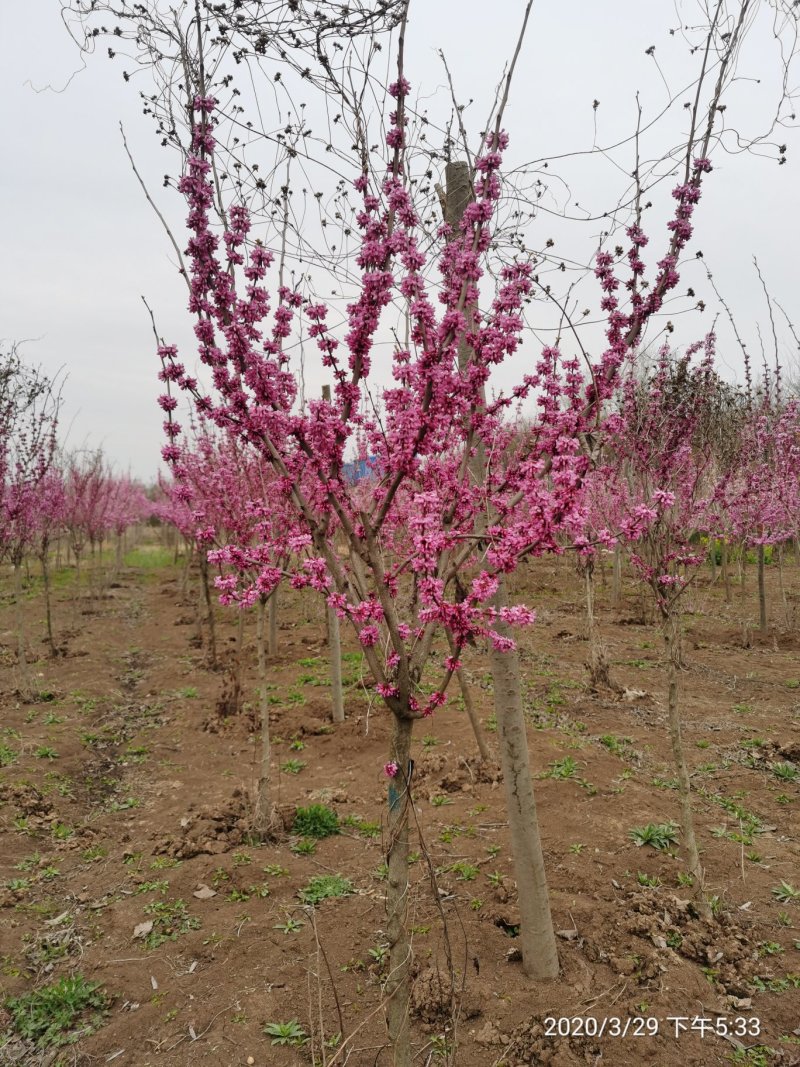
[1,1,798,481]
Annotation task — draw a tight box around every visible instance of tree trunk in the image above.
[721,540,732,604]
[584,559,616,691]
[13,560,29,692]
[708,540,717,583]
[611,544,622,608]
[489,582,559,979]
[662,610,705,901]
[445,632,491,762]
[385,713,414,1067]
[254,596,276,836]
[446,160,557,978]
[776,543,789,627]
[268,583,279,656]
[327,601,345,723]
[757,543,767,637]
[455,665,491,763]
[41,545,57,657]
[199,550,217,668]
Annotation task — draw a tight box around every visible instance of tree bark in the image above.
[198,550,217,668]
[327,602,345,723]
[385,714,414,1067]
[611,544,622,608]
[662,609,705,903]
[489,582,559,979]
[254,596,277,837]
[41,544,57,657]
[757,543,767,637]
[583,559,616,691]
[268,583,279,656]
[721,540,732,604]
[13,560,29,692]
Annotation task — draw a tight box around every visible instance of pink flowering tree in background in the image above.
[33,469,68,657]
[107,475,151,573]
[0,346,61,688]
[584,338,730,899]
[718,394,800,636]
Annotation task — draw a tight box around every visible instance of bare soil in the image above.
[1,546,798,1067]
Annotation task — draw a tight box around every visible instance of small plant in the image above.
[421,735,439,748]
[637,872,662,888]
[709,894,726,918]
[3,975,109,1049]
[546,756,578,779]
[263,1019,308,1047]
[758,941,784,956]
[772,881,800,904]
[177,686,198,698]
[786,679,800,689]
[280,759,306,774]
[772,762,799,783]
[35,746,59,760]
[570,843,585,854]
[299,874,354,906]
[142,899,200,948]
[82,844,108,863]
[290,838,317,856]
[629,821,679,851]
[367,944,388,966]
[430,795,452,807]
[274,916,304,934]
[136,880,169,895]
[451,862,479,881]
[263,864,288,877]
[289,738,305,751]
[0,742,17,767]
[232,851,252,867]
[486,871,504,887]
[676,871,695,888]
[292,804,339,839]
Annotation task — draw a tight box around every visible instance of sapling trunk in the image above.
[455,666,491,763]
[327,602,344,723]
[254,595,276,836]
[584,559,616,691]
[445,631,491,762]
[233,608,245,714]
[708,541,717,582]
[13,560,29,693]
[384,713,414,1067]
[268,583,279,656]
[489,582,559,980]
[662,609,705,902]
[611,544,622,608]
[198,550,217,668]
[721,540,732,604]
[777,543,789,627]
[757,543,767,637]
[40,544,57,657]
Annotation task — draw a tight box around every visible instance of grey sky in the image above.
[1,1,798,481]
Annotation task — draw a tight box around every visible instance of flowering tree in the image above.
[585,339,730,898]
[0,346,61,685]
[717,394,800,635]
[69,1,800,1061]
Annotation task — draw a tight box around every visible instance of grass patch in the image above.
[292,804,339,839]
[3,975,109,1049]
[298,874,354,906]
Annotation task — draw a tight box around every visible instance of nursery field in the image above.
[1,546,799,1067]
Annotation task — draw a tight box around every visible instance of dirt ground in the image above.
[1,542,799,1067]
